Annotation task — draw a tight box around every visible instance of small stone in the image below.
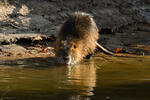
[106,96,110,99]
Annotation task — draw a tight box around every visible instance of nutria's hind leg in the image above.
[85,54,93,59]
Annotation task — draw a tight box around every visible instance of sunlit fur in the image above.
[55,12,99,65]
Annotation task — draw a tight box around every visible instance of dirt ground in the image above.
[0,24,150,60]
[0,0,149,60]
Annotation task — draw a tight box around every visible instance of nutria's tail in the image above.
[96,42,116,56]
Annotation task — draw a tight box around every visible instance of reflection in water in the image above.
[1,56,150,100]
[67,61,96,97]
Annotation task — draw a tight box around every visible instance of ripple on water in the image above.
[0,56,150,100]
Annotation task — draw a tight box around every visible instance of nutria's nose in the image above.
[63,56,69,61]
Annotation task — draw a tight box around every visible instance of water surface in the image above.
[0,55,150,100]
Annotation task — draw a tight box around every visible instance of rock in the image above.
[19,4,30,16]
[12,15,52,33]
[0,33,42,44]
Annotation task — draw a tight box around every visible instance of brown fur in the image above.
[55,12,99,64]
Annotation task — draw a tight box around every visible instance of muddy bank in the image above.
[0,0,149,34]
[0,34,55,59]
[0,29,150,60]
[0,0,150,59]
[99,29,150,55]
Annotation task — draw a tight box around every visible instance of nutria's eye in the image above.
[74,45,77,48]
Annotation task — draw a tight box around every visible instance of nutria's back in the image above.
[59,12,97,39]
[55,12,99,65]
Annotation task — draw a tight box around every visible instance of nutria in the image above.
[55,12,114,65]
[54,12,98,64]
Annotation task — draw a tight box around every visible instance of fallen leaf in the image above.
[115,48,123,53]
[40,48,48,53]
[28,51,32,54]
[17,53,23,57]
[6,52,13,56]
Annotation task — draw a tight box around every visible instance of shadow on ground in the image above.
[0,56,58,68]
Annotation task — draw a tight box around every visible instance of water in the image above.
[0,55,150,100]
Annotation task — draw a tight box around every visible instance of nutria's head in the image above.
[55,36,84,65]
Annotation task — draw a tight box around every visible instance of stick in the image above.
[96,42,116,56]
